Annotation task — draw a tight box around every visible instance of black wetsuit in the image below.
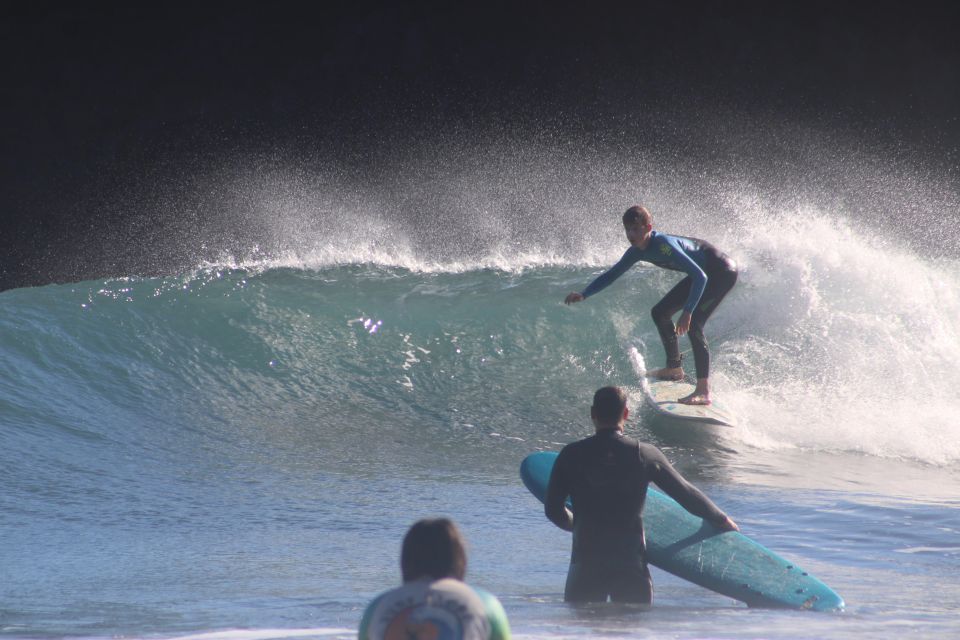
[545,429,729,603]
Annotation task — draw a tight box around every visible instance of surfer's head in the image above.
[401,518,468,582]
[623,205,652,226]
[623,205,653,247]
[591,386,629,430]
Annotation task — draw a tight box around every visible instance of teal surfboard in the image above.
[521,451,844,611]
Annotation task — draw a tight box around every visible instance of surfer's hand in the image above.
[564,292,584,305]
[676,311,692,336]
[715,515,739,532]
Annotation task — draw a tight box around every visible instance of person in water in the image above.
[545,386,739,604]
[359,517,511,640]
[564,205,738,405]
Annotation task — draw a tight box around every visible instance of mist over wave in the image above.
[76,113,959,281]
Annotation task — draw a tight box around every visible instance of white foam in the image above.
[166,628,353,640]
[191,245,607,276]
[710,207,960,464]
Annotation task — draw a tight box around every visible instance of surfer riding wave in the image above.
[564,205,738,405]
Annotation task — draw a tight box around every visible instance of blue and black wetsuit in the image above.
[581,231,737,379]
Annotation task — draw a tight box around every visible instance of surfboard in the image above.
[629,347,737,427]
[520,451,844,611]
[642,378,737,426]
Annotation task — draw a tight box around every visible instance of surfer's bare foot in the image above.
[645,367,684,381]
[678,392,711,406]
[678,378,711,405]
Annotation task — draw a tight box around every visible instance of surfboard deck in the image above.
[520,451,844,611]
[642,378,737,427]
[628,346,737,427]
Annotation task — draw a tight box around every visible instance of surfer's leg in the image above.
[564,563,609,603]
[608,562,653,605]
[678,268,738,405]
[687,322,710,380]
[650,278,691,378]
[688,267,738,379]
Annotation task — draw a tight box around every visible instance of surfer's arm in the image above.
[646,447,729,526]
[545,451,574,531]
[579,248,641,299]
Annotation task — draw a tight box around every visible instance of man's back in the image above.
[549,430,648,534]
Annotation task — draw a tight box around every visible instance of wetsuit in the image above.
[545,429,729,603]
[359,577,511,640]
[581,230,738,379]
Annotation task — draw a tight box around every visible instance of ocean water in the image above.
[3,145,960,639]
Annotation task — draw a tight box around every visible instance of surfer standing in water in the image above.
[545,386,739,604]
[564,205,738,405]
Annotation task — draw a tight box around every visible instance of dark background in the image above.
[3,1,959,291]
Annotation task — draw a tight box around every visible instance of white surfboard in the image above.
[629,347,737,427]
[642,377,737,426]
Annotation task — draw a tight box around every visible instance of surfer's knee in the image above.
[651,303,672,327]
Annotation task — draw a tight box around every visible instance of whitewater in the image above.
[2,125,960,639]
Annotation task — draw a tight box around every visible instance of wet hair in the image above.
[622,205,652,226]
[401,518,467,582]
[592,386,628,426]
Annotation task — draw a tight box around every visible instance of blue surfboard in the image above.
[521,451,844,611]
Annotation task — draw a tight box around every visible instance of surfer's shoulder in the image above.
[637,440,669,465]
[641,231,673,255]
